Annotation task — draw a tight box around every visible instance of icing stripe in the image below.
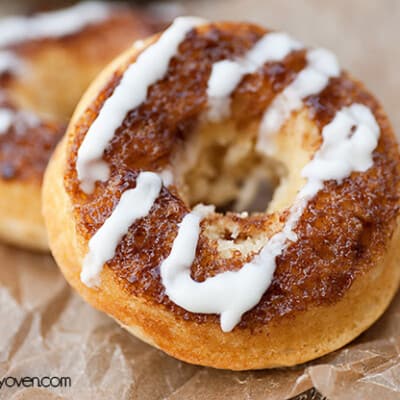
[0,51,24,75]
[207,32,303,122]
[257,48,340,155]
[0,2,110,48]
[160,104,380,332]
[0,1,110,75]
[80,172,163,287]
[0,108,40,135]
[76,16,206,194]
[0,109,14,134]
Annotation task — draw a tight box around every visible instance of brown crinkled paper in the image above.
[1,0,400,399]
[0,244,400,399]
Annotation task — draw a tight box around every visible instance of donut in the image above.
[43,18,400,370]
[0,1,156,250]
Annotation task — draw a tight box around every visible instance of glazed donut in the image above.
[43,18,400,370]
[0,1,156,250]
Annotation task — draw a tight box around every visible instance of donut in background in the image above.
[0,1,157,250]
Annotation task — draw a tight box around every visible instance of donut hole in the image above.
[216,175,276,214]
[173,111,321,258]
[175,120,286,214]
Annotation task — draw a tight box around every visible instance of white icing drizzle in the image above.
[0,2,111,78]
[0,2,110,48]
[257,47,340,155]
[0,108,40,135]
[80,172,163,287]
[76,16,206,194]
[0,51,24,75]
[207,32,303,122]
[160,104,380,332]
[159,169,174,187]
[0,109,15,134]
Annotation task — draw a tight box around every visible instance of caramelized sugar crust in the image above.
[0,102,65,182]
[0,8,155,182]
[65,22,400,329]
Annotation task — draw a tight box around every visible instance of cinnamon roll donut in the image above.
[43,18,400,369]
[0,1,155,250]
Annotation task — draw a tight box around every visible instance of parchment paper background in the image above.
[1,1,400,399]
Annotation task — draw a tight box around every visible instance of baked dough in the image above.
[43,19,400,369]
